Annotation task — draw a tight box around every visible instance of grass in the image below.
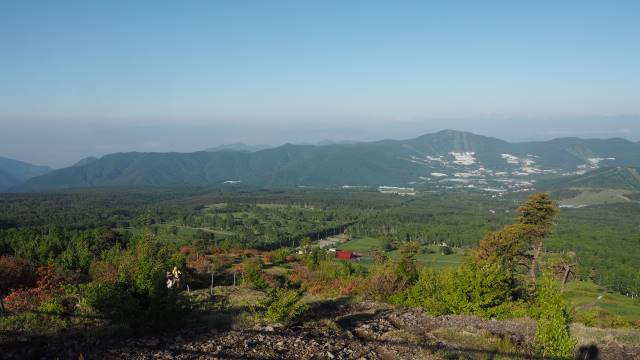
[430,327,520,359]
[337,236,381,252]
[337,237,466,269]
[571,323,640,346]
[212,286,265,308]
[565,281,640,322]
[559,188,636,207]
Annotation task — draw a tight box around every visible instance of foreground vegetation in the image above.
[1,188,639,358]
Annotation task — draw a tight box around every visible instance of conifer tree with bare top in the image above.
[516,193,558,284]
[477,193,558,288]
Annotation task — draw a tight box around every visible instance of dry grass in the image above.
[571,323,640,346]
[212,285,265,307]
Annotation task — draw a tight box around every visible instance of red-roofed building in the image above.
[335,250,355,260]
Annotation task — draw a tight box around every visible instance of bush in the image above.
[37,298,66,315]
[361,264,408,302]
[3,287,52,313]
[89,260,118,282]
[241,258,268,290]
[3,264,63,313]
[80,234,187,329]
[395,268,447,315]
[0,311,67,337]
[533,274,576,359]
[253,287,308,325]
[301,246,329,270]
[0,256,36,294]
[272,247,291,264]
[441,260,513,319]
[396,260,514,319]
[317,259,366,281]
[82,281,139,319]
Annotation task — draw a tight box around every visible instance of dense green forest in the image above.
[1,187,638,296]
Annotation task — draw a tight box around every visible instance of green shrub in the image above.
[272,247,291,264]
[0,312,67,337]
[395,242,419,283]
[253,287,309,324]
[533,274,576,359]
[301,246,329,270]
[317,259,366,281]
[82,281,139,320]
[396,268,447,315]
[441,260,513,319]
[396,261,515,319]
[241,258,268,290]
[80,234,187,329]
[37,298,66,315]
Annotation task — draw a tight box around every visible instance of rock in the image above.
[327,351,335,359]
[145,338,160,347]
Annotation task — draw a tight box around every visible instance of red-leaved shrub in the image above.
[0,256,36,294]
[3,264,63,312]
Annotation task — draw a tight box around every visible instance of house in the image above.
[335,250,356,260]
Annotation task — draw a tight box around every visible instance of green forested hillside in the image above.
[546,167,640,191]
[11,130,640,191]
[0,156,51,191]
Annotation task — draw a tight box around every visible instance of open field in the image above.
[559,188,637,207]
[565,281,640,322]
[337,236,466,269]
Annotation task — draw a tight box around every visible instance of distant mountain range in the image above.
[205,140,358,153]
[0,157,52,191]
[205,143,272,153]
[71,156,99,167]
[8,130,640,192]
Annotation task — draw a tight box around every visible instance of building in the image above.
[335,250,356,260]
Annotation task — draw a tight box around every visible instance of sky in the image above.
[1,0,639,167]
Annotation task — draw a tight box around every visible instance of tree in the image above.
[544,252,577,294]
[516,193,558,284]
[477,193,558,287]
[395,242,419,283]
[477,224,533,271]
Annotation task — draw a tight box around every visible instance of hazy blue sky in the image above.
[1,1,639,167]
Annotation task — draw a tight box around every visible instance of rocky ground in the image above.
[94,302,539,360]
[3,302,639,359]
